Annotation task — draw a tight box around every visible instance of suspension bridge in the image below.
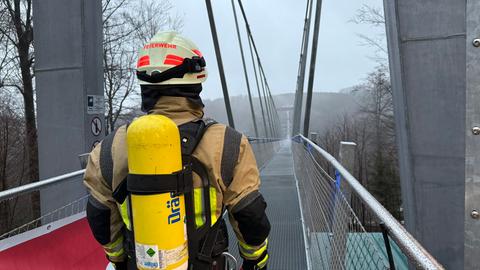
[1,0,479,269]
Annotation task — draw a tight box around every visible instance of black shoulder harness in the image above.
[178,119,226,269]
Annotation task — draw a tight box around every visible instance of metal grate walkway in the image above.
[228,143,308,269]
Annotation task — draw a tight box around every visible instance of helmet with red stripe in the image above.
[136,31,207,85]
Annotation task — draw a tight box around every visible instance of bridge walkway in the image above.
[228,143,308,269]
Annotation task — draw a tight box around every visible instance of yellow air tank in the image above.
[127,115,188,270]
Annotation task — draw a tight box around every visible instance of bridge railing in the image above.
[292,135,444,270]
[0,169,87,242]
[0,170,88,244]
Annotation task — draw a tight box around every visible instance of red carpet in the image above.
[0,218,108,270]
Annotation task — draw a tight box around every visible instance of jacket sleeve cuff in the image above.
[104,235,125,262]
[238,238,268,260]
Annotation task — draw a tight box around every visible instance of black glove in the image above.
[241,251,268,270]
[112,261,128,270]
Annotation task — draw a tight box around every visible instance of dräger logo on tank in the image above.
[167,192,181,224]
[143,262,159,268]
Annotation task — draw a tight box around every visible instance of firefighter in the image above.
[84,31,270,270]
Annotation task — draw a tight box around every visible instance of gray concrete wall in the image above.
[383,1,468,268]
[33,1,104,214]
[464,1,480,269]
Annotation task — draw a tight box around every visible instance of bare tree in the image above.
[351,4,388,63]
[0,0,39,219]
[102,4,138,133]
[317,66,402,220]
[102,0,183,133]
[124,0,183,45]
[0,94,30,234]
[354,65,393,144]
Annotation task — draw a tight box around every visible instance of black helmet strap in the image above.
[136,56,206,84]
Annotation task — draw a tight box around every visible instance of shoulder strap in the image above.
[179,118,217,157]
[178,118,223,268]
[202,117,217,127]
[221,126,242,187]
[99,130,116,189]
[101,125,129,202]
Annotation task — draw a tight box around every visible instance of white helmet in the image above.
[136,31,208,85]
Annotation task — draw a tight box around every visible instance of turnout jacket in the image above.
[83,96,270,266]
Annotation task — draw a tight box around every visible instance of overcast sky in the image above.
[171,0,385,100]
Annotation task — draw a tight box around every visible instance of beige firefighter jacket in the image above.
[84,96,265,263]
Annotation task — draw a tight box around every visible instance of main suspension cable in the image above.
[292,0,314,135]
[204,0,235,128]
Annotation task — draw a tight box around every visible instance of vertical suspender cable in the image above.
[259,65,279,137]
[270,91,281,137]
[267,84,280,137]
[264,82,277,137]
[248,37,269,137]
[292,0,314,136]
[205,0,235,128]
[267,88,279,137]
[303,0,323,136]
[231,0,258,137]
[260,69,275,137]
[263,77,275,137]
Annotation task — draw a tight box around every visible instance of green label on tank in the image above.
[146,248,156,257]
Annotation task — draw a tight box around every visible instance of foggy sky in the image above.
[171,0,385,100]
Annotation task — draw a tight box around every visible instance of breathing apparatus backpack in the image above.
[104,115,233,270]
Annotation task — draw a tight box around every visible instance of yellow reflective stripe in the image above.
[104,234,123,250]
[238,239,268,260]
[194,186,218,228]
[119,199,131,230]
[210,187,218,225]
[104,235,124,258]
[239,239,268,252]
[257,254,269,269]
[194,188,206,228]
[105,247,124,258]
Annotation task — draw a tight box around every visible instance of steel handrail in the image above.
[247,137,284,143]
[0,169,85,201]
[294,135,444,270]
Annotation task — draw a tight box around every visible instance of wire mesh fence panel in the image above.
[293,140,391,270]
[250,138,282,168]
[292,135,445,270]
[0,171,86,241]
